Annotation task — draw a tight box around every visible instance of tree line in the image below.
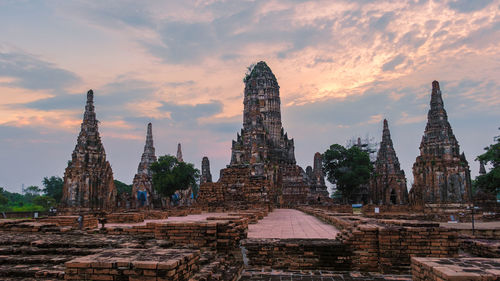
[0,154,199,212]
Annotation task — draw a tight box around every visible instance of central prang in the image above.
[231,61,296,173]
[198,61,328,208]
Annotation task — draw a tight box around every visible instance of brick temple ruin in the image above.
[369,119,408,205]
[60,90,116,211]
[200,156,212,184]
[198,61,328,209]
[131,122,157,208]
[2,63,497,280]
[306,152,329,198]
[410,81,472,204]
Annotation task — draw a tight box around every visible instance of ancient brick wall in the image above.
[241,238,352,270]
[461,239,500,258]
[301,207,460,273]
[40,215,98,229]
[338,221,459,273]
[412,257,500,281]
[105,212,145,223]
[65,249,200,281]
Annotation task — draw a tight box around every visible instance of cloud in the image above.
[20,78,155,113]
[448,0,494,13]
[382,54,406,71]
[0,50,80,91]
[160,100,223,123]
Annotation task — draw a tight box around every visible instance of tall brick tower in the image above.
[231,61,296,172]
[410,81,471,204]
[61,90,116,210]
[132,123,157,207]
[198,61,311,207]
[370,119,408,205]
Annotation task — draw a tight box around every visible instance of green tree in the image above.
[25,185,41,196]
[42,176,63,203]
[151,155,200,198]
[24,185,41,203]
[0,193,7,206]
[114,180,132,195]
[475,131,500,195]
[33,196,56,209]
[323,144,373,203]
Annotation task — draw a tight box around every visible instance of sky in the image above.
[1,0,499,194]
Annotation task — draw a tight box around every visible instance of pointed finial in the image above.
[87,89,94,102]
[432,80,440,91]
[145,122,153,145]
[382,119,392,142]
[430,80,444,108]
[147,122,152,135]
[479,161,486,175]
[176,143,183,162]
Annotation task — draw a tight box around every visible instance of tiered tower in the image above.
[370,119,408,205]
[200,157,212,184]
[198,61,311,207]
[61,90,116,210]
[410,81,471,204]
[176,143,183,162]
[230,61,296,173]
[131,123,157,207]
[309,152,328,197]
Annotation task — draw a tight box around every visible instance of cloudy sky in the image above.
[1,0,499,193]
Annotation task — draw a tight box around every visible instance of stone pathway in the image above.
[248,209,339,239]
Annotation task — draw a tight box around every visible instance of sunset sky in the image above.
[1,0,499,193]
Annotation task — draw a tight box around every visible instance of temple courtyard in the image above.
[0,206,499,280]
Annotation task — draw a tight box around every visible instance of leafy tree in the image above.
[42,176,63,203]
[151,155,200,198]
[323,144,373,203]
[114,180,132,195]
[33,196,56,209]
[475,130,500,195]
[0,193,7,206]
[24,185,42,203]
[25,185,41,196]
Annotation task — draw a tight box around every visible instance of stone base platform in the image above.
[65,248,200,280]
[412,257,500,281]
[239,270,412,281]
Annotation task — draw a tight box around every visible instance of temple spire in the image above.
[479,161,486,175]
[430,80,444,108]
[410,81,471,204]
[201,156,212,184]
[145,123,153,151]
[382,119,391,143]
[61,89,116,210]
[137,123,156,175]
[370,119,408,205]
[83,89,97,128]
[177,143,183,162]
[132,122,157,207]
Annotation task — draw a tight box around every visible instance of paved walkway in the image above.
[248,209,339,239]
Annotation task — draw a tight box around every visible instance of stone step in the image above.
[2,276,63,281]
[0,254,74,265]
[0,264,64,279]
[0,246,98,256]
